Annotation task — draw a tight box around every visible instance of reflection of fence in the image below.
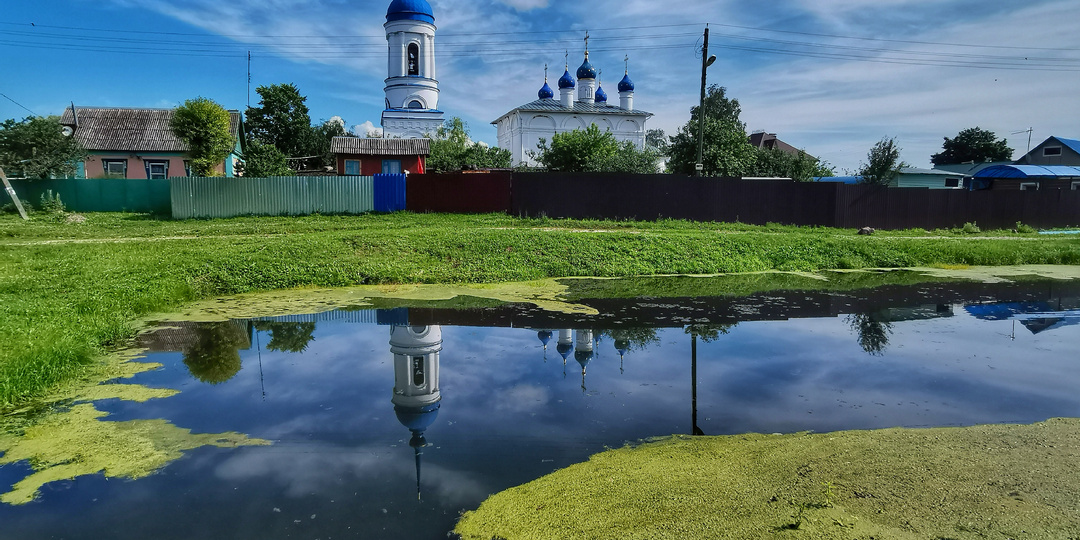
[6,178,171,214]
[406,172,1080,230]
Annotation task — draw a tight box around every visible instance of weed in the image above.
[961,221,981,234]
[1016,221,1037,234]
[39,190,65,214]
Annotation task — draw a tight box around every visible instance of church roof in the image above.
[386,0,435,24]
[490,99,653,125]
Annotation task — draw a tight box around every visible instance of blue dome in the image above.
[386,0,435,24]
[577,57,597,80]
[538,82,554,100]
[595,85,608,103]
[618,73,634,92]
[395,402,440,433]
[557,69,575,89]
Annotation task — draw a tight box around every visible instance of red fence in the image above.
[405,172,1080,230]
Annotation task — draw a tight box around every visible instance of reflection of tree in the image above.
[182,322,247,384]
[684,324,737,342]
[846,313,893,356]
[253,321,316,353]
[598,328,660,351]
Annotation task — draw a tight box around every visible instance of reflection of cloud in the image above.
[495,384,550,413]
[214,444,487,504]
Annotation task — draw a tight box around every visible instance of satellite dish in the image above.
[61,126,74,137]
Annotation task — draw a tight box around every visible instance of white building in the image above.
[493,46,652,167]
[381,0,444,138]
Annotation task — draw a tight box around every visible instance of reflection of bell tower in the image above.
[390,325,442,500]
[574,330,594,392]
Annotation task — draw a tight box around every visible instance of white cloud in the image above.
[354,121,383,138]
[496,0,549,10]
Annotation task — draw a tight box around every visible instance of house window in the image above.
[1020,182,1039,191]
[145,160,169,179]
[102,159,127,178]
[344,159,361,176]
[1043,146,1062,157]
[944,178,960,188]
[183,160,192,177]
[407,43,419,76]
[1071,181,1079,191]
[382,160,402,174]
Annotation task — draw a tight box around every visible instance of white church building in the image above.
[493,43,652,167]
[381,0,444,138]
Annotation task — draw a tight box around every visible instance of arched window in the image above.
[407,43,419,76]
[408,100,424,109]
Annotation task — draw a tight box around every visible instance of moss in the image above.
[455,419,1080,540]
[0,403,268,505]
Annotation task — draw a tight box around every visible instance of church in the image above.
[492,39,653,167]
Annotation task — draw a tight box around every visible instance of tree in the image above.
[170,97,234,177]
[846,312,893,355]
[426,117,511,173]
[667,85,756,176]
[182,322,247,384]
[0,116,87,178]
[238,140,293,177]
[306,117,350,170]
[931,127,1013,165]
[645,128,668,155]
[749,148,834,182]
[858,137,907,186]
[253,321,316,353]
[245,83,312,158]
[532,123,659,173]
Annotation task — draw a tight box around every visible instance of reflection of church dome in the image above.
[614,338,629,357]
[395,402,441,447]
[386,0,435,24]
[557,341,574,360]
[537,330,553,347]
[574,348,594,368]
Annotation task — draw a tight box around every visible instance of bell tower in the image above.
[382,0,444,138]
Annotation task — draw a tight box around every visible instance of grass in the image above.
[1,211,1078,408]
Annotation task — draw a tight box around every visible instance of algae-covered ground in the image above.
[454,419,1080,540]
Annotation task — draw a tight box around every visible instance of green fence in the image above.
[170,176,375,219]
[6,178,172,214]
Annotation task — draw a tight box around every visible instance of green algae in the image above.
[454,419,1080,540]
[0,403,269,505]
[0,346,268,506]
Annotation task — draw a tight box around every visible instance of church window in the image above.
[411,356,425,386]
[408,100,424,109]
[408,43,419,75]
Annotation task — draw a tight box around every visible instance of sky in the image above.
[2,0,1079,173]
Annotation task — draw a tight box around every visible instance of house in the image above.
[60,106,243,178]
[1014,136,1080,166]
[891,167,965,189]
[331,137,429,175]
[748,131,809,157]
[973,164,1080,191]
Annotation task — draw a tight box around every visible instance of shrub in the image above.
[1015,221,1037,234]
[39,190,65,214]
[961,222,981,234]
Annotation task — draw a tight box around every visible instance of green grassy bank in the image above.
[2,211,1079,407]
[454,419,1080,540]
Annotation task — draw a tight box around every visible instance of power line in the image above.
[0,92,38,116]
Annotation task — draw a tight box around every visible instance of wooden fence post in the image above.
[0,166,30,220]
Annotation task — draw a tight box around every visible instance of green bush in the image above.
[961,222,981,234]
[1016,221,1037,234]
[39,190,65,214]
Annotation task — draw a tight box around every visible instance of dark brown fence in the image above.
[406,172,511,214]
[406,172,1080,230]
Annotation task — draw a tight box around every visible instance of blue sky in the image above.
[2,0,1078,172]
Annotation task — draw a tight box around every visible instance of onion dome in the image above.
[537,330,553,346]
[558,69,576,89]
[386,0,435,24]
[557,340,574,360]
[595,85,608,103]
[614,338,629,358]
[618,72,635,92]
[538,82,554,100]
[395,402,441,443]
[577,54,597,80]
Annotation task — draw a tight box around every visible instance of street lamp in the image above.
[696,26,716,177]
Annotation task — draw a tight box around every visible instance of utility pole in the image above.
[247,51,252,108]
[696,26,716,177]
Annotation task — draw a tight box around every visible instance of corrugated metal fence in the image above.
[6,178,171,214]
[170,176,384,219]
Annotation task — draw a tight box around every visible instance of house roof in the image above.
[491,99,652,124]
[898,167,962,176]
[60,106,241,153]
[1053,136,1080,155]
[974,164,1080,178]
[330,137,430,156]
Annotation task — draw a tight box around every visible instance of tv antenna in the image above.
[1011,127,1033,153]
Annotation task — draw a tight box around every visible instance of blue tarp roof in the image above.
[973,164,1080,178]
